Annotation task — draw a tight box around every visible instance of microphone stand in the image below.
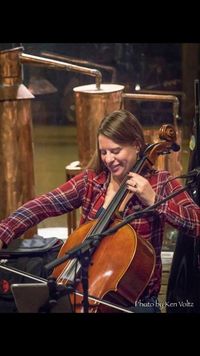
[38,276,73,313]
[45,177,195,313]
[45,236,101,313]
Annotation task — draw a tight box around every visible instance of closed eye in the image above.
[111,148,121,154]
[100,150,107,155]
[100,148,121,155]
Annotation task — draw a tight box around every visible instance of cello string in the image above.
[56,258,78,283]
[56,157,147,285]
[90,156,147,235]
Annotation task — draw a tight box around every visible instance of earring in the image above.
[136,150,140,160]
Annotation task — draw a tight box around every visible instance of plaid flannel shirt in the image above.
[0,169,200,299]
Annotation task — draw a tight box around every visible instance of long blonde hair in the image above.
[87,110,145,174]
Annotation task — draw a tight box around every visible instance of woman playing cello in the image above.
[0,110,200,312]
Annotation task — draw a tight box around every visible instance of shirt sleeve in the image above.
[0,171,88,246]
[155,174,200,238]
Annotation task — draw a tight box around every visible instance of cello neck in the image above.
[92,154,150,235]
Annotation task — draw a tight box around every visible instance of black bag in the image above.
[0,235,63,313]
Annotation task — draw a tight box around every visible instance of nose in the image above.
[104,152,115,165]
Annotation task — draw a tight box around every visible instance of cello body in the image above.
[52,219,156,312]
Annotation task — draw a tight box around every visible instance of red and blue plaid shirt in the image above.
[0,169,200,299]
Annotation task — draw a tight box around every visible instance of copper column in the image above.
[0,47,36,238]
[73,83,124,167]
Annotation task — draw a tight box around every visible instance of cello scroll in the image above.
[141,124,180,170]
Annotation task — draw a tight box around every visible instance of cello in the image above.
[51,124,180,313]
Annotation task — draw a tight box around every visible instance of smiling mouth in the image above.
[109,165,121,172]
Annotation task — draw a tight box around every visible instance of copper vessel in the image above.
[0,47,36,238]
[73,83,124,167]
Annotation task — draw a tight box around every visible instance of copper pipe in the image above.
[41,51,117,83]
[123,92,180,124]
[122,92,182,177]
[19,53,102,90]
[138,89,185,99]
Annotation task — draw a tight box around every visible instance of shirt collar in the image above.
[93,170,110,186]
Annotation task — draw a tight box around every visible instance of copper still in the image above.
[73,83,124,167]
[41,51,182,176]
[0,47,36,238]
[0,48,105,238]
[0,47,106,231]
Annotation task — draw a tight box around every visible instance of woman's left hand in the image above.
[126,172,156,206]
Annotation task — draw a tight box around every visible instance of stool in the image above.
[65,161,82,235]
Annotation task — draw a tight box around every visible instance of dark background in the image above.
[0,42,199,137]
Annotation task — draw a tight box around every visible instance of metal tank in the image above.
[73,83,124,167]
[0,47,106,238]
[0,47,36,238]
